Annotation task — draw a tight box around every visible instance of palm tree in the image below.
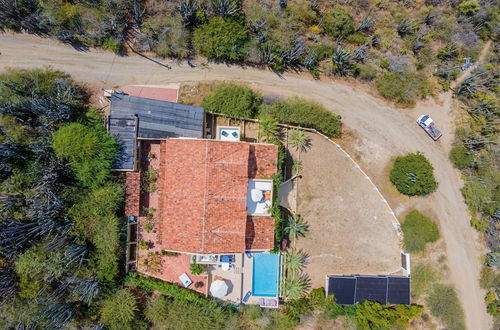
[285,249,307,274]
[259,115,279,142]
[282,274,310,301]
[284,214,309,247]
[288,129,311,153]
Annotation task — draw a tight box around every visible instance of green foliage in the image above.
[284,214,309,241]
[282,274,310,301]
[284,249,307,274]
[327,302,357,319]
[288,129,311,152]
[70,183,123,282]
[265,97,342,137]
[354,301,424,329]
[390,153,438,196]
[457,0,480,16]
[52,122,118,187]
[376,72,435,106]
[190,262,205,275]
[402,210,440,253]
[202,82,262,118]
[411,264,438,299]
[144,295,170,327]
[323,5,355,38]
[450,145,474,169]
[259,115,279,142]
[487,252,500,267]
[193,17,249,61]
[142,14,190,58]
[357,64,378,81]
[100,289,138,330]
[427,284,466,330]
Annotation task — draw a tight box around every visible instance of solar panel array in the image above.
[327,275,410,305]
[108,93,205,169]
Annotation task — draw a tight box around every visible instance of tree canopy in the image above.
[390,152,438,196]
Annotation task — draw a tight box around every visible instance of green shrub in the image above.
[427,284,466,330]
[323,5,355,38]
[264,97,341,137]
[190,262,205,275]
[402,210,440,253]
[202,82,262,118]
[100,289,138,330]
[411,264,438,299]
[327,302,357,319]
[357,64,378,81]
[376,72,434,106]
[346,33,369,45]
[52,122,118,187]
[193,17,249,61]
[457,0,480,16]
[354,301,424,329]
[450,145,474,169]
[390,153,438,196]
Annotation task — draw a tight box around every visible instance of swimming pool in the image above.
[252,253,281,297]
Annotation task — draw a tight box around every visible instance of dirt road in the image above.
[0,33,490,329]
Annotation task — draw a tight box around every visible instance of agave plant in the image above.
[212,0,240,18]
[178,0,199,26]
[356,15,373,33]
[397,19,418,37]
[285,249,308,273]
[284,214,309,245]
[282,274,311,300]
[332,45,352,76]
[260,42,279,69]
[424,11,435,25]
[288,129,311,152]
[351,44,368,63]
[304,50,317,69]
[279,0,287,9]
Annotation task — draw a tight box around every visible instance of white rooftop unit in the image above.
[217,126,241,142]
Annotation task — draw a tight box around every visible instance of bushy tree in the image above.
[193,17,249,61]
[52,122,117,187]
[201,82,262,118]
[288,129,311,152]
[282,274,310,300]
[390,152,438,196]
[100,289,138,330]
[401,210,440,253]
[322,5,355,38]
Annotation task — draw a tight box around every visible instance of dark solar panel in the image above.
[327,277,356,305]
[355,276,388,305]
[387,277,410,305]
[108,93,205,169]
[327,275,410,306]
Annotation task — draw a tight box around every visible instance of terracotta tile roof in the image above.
[124,172,141,216]
[246,216,275,250]
[248,144,279,179]
[158,139,251,253]
[122,85,178,103]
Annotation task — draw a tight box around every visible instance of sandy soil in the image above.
[294,133,401,288]
[0,33,491,329]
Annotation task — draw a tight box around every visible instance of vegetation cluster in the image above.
[451,46,499,324]
[2,0,497,105]
[0,68,122,328]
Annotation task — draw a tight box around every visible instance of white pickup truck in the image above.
[417,115,442,141]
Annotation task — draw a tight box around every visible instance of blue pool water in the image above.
[252,253,281,297]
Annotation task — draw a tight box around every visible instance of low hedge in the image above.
[265,97,342,137]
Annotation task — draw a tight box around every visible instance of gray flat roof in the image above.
[109,93,205,170]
